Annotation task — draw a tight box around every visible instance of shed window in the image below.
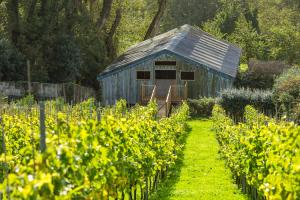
[155,70,176,79]
[136,71,150,80]
[155,61,176,66]
[181,71,194,81]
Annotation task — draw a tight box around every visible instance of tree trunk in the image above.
[97,0,114,30]
[39,0,47,17]
[26,0,37,22]
[6,0,20,46]
[65,0,76,33]
[106,8,122,59]
[144,0,167,40]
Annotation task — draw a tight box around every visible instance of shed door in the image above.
[155,70,176,99]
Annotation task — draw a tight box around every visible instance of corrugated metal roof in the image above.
[98,24,241,79]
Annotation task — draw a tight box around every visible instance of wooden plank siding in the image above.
[100,52,234,105]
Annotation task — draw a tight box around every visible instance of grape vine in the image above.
[212,105,300,200]
[0,99,189,199]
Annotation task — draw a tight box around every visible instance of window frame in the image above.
[136,70,151,80]
[154,61,177,66]
[180,71,195,81]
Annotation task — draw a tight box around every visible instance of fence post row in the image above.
[39,102,46,152]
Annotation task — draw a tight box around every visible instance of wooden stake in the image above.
[27,60,32,95]
[39,102,46,152]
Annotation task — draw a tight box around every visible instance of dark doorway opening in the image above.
[155,70,176,80]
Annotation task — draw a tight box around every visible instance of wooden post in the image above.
[184,81,188,100]
[141,83,145,103]
[144,177,148,200]
[39,102,46,152]
[55,84,58,98]
[73,83,76,103]
[89,100,93,119]
[62,83,66,102]
[29,107,36,174]
[97,102,101,122]
[27,60,32,95]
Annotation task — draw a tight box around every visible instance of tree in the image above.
[106,8,122,59]
[144,0,167,40]
[162,0,219,31]
[6,0,20,46]
[0,39,26,81]
[229,15,267,62]
[97,0,114,30]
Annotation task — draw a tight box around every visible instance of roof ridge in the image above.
[126,26,179,52]
[165,24,191,51]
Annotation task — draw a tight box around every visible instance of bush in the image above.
[0,39,26,81]
[273,66,300,105]
[235,59,290,89]
[187,98,216,118]
[219,88,274,119]
[273,66,300,120]
[15,94,36,107]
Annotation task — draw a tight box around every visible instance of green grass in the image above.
[150,120,247,200]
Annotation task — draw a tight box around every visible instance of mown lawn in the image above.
[150,120,247,200]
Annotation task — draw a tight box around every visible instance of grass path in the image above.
[150,120,247,200]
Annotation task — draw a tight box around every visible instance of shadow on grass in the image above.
[149,125,192,200]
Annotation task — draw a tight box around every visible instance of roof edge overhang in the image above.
[97,49,238,81]
[97,49,170,80]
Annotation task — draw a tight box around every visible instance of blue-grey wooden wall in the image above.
[99,52,234,105]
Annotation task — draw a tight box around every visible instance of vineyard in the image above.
[0,99,189,199]
[212,105,300,200]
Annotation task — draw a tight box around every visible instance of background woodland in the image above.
[0,0,299,90]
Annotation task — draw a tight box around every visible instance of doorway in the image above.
[155,70,176,98]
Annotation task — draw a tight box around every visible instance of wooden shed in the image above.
[98,24,241,106]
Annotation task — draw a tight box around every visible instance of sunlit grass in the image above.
[150,120,247,200]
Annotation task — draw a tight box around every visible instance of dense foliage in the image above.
[187,98,216,118]
[212,105,300,200]
[219,88,274,119]
[204,0,300,65]
[0,0,299,90]
[0,39,26,81]
[273,66,300,122]
[0,0,160,88]
[234,59,291,90]
[0,99,189,199]
[273,66,300,106]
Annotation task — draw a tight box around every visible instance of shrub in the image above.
[273,66,300,105]
[235,59,290,89]
[15,94,36,107]
[273,66,300,120]
[0,39,26,81]
[219,88,274,119]
[187,98,216,118]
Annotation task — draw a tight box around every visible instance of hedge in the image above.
[187,98,216,118]
[218,88,275,119]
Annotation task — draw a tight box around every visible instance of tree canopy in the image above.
[0,0,299,90]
